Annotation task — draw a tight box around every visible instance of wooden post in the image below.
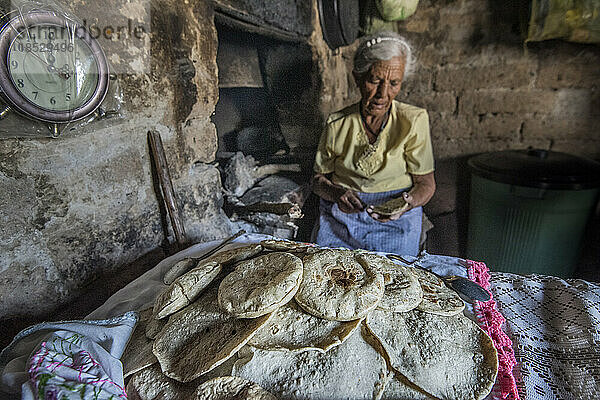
[148,130,187,247]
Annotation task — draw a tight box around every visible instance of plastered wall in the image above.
[0,0,232,338]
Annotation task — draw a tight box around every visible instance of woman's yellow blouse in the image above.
[314,100,434,193]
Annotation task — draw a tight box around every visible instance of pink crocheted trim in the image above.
[467,260,520,400]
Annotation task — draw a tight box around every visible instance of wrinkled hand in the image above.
[367,192,414,222]
[336,190,365,214]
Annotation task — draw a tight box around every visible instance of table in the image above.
[2,233,599,399]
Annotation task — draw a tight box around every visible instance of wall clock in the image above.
[0,11,109,125]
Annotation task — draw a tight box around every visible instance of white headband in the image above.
[364,37,405,48]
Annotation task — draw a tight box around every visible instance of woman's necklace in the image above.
[361,110,389,145]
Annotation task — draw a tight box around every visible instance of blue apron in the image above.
[313,188,422,256]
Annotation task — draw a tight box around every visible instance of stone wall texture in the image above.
[0,0,233,339]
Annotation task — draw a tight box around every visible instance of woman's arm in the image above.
[312,173,364,213]
[405,172,436,208]
[367,172,436,222]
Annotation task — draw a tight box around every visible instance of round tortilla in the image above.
[381,373,433,400]
[126,364,199,400]
[162,244,263,285]
[196,376,277,400]
[127,358,239,400]
[153,285,273,383]
[154,261,222,320]
[232,326,389,399]
[360,253,423,312]
[410,267,465,316]
[294,249,384,321]
[145,314,167,340]
[365,308,498,400]
[163,257,197,285]
[371,196,409,217]
[260,239,317,254]
[248,299,362,353]
[218,252,303,318]
[204,244,264,269]
[122,308,158,379]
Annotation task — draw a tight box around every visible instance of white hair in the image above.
[353,31,414,77]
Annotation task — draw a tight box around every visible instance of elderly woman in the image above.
[312,31,436,256]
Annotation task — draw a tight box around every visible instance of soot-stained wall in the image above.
[0,0,233,341]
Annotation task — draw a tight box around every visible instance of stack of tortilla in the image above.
[124,240,498,400]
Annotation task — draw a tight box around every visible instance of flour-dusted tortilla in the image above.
[126,364,199,400]
[218,252,303,318]
[153,285,273,383]
[410,267,465,316]
[122,308,158,379]
[248,299,362,353]
[145,314,167,340]
[154,261,222,320]
[366,308,498,400]
[371,196,409,217]
[233,326,390,399]
[260,239,317,254]
[381,373,433,400]
[196,376,277,400]
[127,358,239,400]
[360,253,423,312]
[204,244,264,270]
[162,244,263,285]
[294,249,384,321]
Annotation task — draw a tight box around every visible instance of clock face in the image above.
[8,25,100,112]
[0,12,109,123]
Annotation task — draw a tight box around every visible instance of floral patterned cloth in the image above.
[26,331,127,399]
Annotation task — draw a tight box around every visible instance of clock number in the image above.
[17,79,24,88]
[50,97,56,105]
[32,91,38,100]
[10,60,18,69]
[65,93,71,102]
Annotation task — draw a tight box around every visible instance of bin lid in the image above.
[468,149,600,190]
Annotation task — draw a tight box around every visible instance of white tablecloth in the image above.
[490,272,600,400]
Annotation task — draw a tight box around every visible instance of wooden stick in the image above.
[148,130,187,246]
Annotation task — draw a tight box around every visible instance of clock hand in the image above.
[16,42,69,80]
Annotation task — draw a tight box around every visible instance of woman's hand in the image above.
[366,172,436,223]
[312,173,364,214]
[366,192,413,222]
[337,190,365,213]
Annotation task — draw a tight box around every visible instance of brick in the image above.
[476,114,522,139]
[537,60,600,89]
[553,89,598,117]
[399,7,436,33]
[401,67,433,93]
[405,91,456,113]
[522,117,596,140]
[432,137,514,160]
[435,62,536,91]
[459,89,558,114]
[429,112,472,139]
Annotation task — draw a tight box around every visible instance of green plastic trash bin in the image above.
[467,149,600,278]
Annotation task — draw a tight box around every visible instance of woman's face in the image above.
[355,56,406,119]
